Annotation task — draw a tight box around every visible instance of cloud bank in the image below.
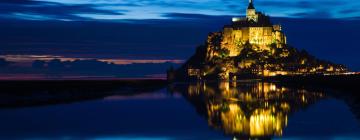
[0,0,359,21]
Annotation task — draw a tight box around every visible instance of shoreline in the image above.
[0,75,358,108]
[263,74,360,92]
[0,79,167,89]
[0,79,168,108]
[0,74,358,90]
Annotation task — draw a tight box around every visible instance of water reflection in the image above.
[173,81,325,139]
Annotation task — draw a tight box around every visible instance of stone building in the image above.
[209,0,287,57]
[175,0,347,81]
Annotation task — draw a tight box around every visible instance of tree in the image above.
[219,48,230,58]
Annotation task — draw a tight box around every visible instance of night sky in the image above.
[1,0,360,20]
[0,0,359,78]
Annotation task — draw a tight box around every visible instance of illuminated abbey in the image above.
[208,0,286,58]
[168,0,347,81]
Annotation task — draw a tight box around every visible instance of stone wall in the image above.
[216,26,287,57]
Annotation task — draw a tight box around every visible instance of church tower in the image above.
[246,0,258,22]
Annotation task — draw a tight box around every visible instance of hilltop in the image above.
[169,0,347,81]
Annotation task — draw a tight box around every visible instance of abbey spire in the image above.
[246,0,257,21]
[248,0,255,9]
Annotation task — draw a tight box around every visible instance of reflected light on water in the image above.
[175,81,324,139]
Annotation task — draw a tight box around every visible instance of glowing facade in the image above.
[176,0,348,81]
[212,0,287,57]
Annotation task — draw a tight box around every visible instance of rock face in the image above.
[169,0,347,81]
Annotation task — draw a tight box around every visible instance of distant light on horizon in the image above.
[0,55,185,65]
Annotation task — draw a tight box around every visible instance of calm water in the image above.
[0,81,359,140]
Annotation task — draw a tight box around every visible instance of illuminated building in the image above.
[187,68,201,79]
[177,0,347,81]
[208,0,286,58]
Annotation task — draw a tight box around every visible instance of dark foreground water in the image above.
[0,81,359,140]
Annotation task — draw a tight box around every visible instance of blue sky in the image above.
[1,0,360,21]
[0,0,359,77]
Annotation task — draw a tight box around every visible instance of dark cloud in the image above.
[339,9,359,14]
[226,4,240,9]
[291,10,332,18]
[258,1,309,8]
[0,58,180,78]
[0,0,358,20]
[162,13,231,20]
[0,0,35,4]
[256,0,347,16]
[258,1,346,9]
[0,0,125,20]
[291,12,309,17]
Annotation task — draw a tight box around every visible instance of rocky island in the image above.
[168,0,347,81]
